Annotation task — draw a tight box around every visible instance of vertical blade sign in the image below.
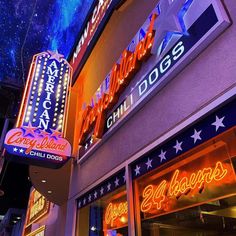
[4,51,72,169]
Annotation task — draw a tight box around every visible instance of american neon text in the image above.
[39,61,59,130]
[17,51,71,135]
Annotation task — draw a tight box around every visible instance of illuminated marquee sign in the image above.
[104,201,128,228]
[78,0,230,157]
[70,0,124,77]
[26,189,50,227]
[138,148,236,219]
[4,51,72,168]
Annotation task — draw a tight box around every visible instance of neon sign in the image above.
[26,189,50,227]
[78,13,156,144]
[140,161,231,216]
[105,201,128,227]
[78,0,230,156]
[4,51,72,168]
[71,0,121,76]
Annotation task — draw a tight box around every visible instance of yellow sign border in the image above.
[26,225,46,236]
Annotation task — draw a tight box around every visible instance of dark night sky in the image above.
[0,0,94,85]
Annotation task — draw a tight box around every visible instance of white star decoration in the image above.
[100,187,104,195]
[85,143,88,150]
[145,158,153,169]
[173,140,183,153]
[134,165,141,176]
[191,129,202,143]
[88,195,92,202]
[212,115,225,131]
[94,191,98,199]
[19,149,24,153]
[48,50,64,62]
[151,0,186,56]
[13,147,18,152]
[107,182,111,191]
[123,175,126,183]
[90,137,93,144]
[158,150,166,162]
[114,178,119,187]
[83,198,86,205]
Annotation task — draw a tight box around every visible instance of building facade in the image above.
[28,0,236,235]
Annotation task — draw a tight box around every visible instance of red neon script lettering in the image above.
[78,13,157,144]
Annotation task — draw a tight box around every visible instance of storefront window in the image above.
[76,186,128,236]
[134,129,236,235]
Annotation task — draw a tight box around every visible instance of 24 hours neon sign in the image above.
[140,161,229,214]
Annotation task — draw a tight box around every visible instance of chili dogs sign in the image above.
[4,51,72,168]
[78,0,230,156]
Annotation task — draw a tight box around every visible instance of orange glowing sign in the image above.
[141,161,228,213]
[104,201,128,228]
[78,13,157,144]
[26,189,50,227]
[137,142,236,220]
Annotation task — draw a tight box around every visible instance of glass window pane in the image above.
[76,186,128,236]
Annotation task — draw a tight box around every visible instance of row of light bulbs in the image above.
[24,56,70,132]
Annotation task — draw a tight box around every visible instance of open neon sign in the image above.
[105,201,128,227]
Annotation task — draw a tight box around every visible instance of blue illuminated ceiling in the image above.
[0,0,94,84]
